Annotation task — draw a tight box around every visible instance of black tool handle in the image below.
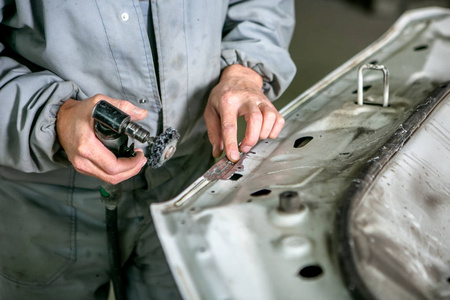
[92,100,130,134]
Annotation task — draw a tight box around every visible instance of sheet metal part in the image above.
[151,7,450,300]
[337,83,450,300]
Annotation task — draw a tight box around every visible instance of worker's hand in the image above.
[56,94,148,185]
[204,64,285,162]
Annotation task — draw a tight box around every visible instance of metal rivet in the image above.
[139,98,147,104]
[121,13,129,21]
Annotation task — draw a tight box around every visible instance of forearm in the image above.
[220,64,264,89]
[0,55,81,172]
[221,0,297,100]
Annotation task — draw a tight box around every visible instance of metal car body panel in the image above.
[151,7,450,300]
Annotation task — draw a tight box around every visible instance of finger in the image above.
[259,103,278,140]
[99,97,148,121]
[204,107,224,158]
[239,107,263,153]
[268,114,285,139]
[74,153,146,185]
[74,137,147,179]
[221,112,240,162]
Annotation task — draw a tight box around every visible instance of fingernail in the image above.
[230,150,240,162]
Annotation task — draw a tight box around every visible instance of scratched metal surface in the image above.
[347,91,450,300]
[337,84,450,300]
[151,7,450,300]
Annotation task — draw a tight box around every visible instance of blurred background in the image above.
[275,0,450,109]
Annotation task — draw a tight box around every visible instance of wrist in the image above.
[221,64,263,88]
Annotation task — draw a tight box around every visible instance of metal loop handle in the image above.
[357,64,390,107]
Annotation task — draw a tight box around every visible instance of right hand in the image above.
[56,94,148,185]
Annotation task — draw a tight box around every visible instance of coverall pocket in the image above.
[0,180,76,286]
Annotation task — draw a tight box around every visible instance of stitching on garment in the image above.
[153,2,167,129]
[43,169,78,286]
[131,0,160,106]
[93,0,128,99]
[0,180,77,286]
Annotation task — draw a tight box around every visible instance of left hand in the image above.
[204,64,285,162]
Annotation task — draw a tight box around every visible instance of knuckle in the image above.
[219,92,238,107]
[221,121,236,134]
[103,162,122,176]
[108,177,122,186]
[264,110,277,121]
[221,121,235,130]
[71,157,89,174]
[76,144,91,158]
[93,94,107,102]
[277,115,286,126]
[246,111,263,123]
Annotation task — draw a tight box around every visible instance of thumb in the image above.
[129,105,148,121]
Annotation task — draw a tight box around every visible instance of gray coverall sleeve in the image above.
[0,43,81,173]
[221,0,297,101]
[0,0,82,173]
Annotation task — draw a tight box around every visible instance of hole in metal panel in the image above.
[413,44,428,51]
[250,189,271,197]
[294,136,313,148]
[298,265,324,279]
[229,173,243,181]
[369,60,378,65]
[352,85,372,94]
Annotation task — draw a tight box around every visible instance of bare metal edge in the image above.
[335,82,450,300]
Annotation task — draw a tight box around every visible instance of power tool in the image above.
[91,100,180,300]
[92,100,180,168]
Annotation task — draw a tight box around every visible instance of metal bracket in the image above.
[357,64,390,107]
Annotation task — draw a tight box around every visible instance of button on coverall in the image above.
[0,0,296,299]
